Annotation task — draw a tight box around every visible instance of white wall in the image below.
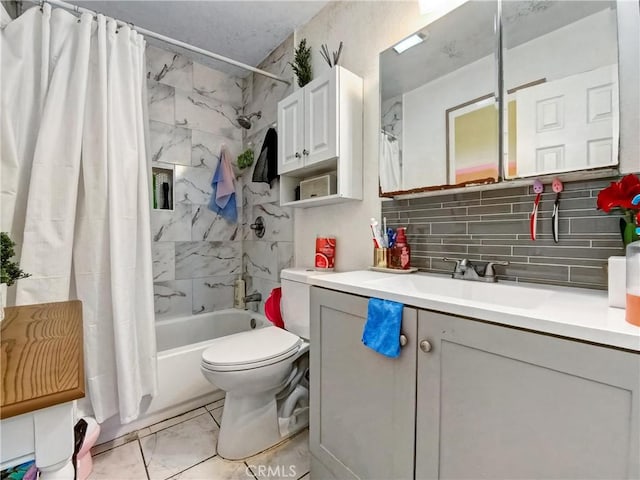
[293,1,464,271]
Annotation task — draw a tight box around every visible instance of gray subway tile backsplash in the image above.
[381,177,626,290]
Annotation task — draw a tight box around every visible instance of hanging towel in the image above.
[361,298,404,358]
[379,133,401,192]
[252,127,278,185]
[208,145,237,223]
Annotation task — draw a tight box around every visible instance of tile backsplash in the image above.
[382,177,626,290]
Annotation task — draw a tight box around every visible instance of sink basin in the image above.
[363,273,554,310]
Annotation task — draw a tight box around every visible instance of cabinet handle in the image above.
[419,339,432,353]
[303,149,309,156]
[294,152,301,158]
[399,334,407,347]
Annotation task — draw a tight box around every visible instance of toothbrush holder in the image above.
[373,248,389,268]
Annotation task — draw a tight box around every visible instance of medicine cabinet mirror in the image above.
[379,0,623,196]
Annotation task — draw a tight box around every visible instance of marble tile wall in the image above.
[240,35,296,312]
[147,45,244,319]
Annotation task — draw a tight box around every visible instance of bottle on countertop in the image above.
[390,227,411,270]
[627,240,640,326]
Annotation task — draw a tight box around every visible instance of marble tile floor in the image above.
[90,399,310,480]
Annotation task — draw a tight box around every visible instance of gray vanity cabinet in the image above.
[416,310,640,480]
[309,287,418,480]
[310,287,640,480]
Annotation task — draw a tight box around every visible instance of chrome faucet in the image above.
[243,292,262,312]
[442,258,509,283]
[244,292,262,303]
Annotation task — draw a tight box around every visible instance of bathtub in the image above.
[98,309,268,443]
[151,309,269,414]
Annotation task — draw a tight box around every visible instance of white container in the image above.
[300,174,337,200]
[608,256,626,309]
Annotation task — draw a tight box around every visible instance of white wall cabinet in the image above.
[277,66,362,208]
[310,287,640,480]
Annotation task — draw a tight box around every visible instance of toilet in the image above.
[200,268,322,460]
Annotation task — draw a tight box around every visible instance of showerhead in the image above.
[236,111,262,129]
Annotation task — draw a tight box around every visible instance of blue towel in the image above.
[362,298,404,358]
[207,148,237,223]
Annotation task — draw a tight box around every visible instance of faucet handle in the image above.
[485,260,509,278]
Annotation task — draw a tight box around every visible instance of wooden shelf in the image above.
[1,301,85,419]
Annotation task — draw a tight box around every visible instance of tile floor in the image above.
[90,399,310,480]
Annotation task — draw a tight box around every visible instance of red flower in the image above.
[597,174,640,212]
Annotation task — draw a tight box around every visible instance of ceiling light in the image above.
[393,33,425,54]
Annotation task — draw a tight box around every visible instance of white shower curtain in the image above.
[1,4,157,424]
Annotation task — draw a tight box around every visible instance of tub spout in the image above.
[244,293,262,303]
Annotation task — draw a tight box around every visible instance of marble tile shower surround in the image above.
[240,34,296,312]
[382,177,626,290]
[147,44,244,319]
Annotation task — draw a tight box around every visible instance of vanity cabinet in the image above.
[277,66,362,207]
[309,287,417,480]
[310,287,640,480]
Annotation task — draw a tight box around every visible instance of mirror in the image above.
[380,1,498,194]
[380,0,621,196]
[503,1,618,178]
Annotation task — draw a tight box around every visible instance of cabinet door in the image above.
[278,88,305,174]
[304,70,338,166]
[416,311,640,480]
[310,288,417,480]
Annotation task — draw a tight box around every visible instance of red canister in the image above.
[315,235,336,271]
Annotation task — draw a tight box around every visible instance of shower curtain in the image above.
[1,4,157,424]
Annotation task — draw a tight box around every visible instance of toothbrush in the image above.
[382,217,389,248]
[551,178,563,243]
[530,179,544,241]
[370,218,384,249]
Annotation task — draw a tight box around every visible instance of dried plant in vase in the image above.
[290,38,312,87]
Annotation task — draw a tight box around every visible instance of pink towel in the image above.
[215,145,235,209]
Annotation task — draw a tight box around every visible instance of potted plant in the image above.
[290,38,312,88]
[1,232,30,320]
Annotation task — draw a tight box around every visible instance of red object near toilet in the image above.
[264,287,284,329]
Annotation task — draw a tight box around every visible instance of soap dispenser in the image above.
[390,227,411,270]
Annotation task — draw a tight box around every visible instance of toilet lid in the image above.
[201,326,302,368]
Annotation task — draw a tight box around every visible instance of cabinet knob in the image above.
[399,334,408,347]
[303,149,309,156]
[419,339,432,353]
[294,152,301,158]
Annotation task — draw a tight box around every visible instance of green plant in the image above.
[289,38,312,87]
[237,149,254,169]
[1,232,30,286]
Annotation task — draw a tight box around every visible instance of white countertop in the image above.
[308,270,640,352]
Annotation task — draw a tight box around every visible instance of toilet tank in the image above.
[281,268,327,339]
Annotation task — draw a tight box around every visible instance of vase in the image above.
[621,216,640,247]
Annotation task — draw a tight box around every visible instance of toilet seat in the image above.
[202,326,302,372]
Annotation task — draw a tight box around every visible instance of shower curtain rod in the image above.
[28,0,292,85]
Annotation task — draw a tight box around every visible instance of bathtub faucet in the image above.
[244,292,262,312]
[244,293,262,303]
